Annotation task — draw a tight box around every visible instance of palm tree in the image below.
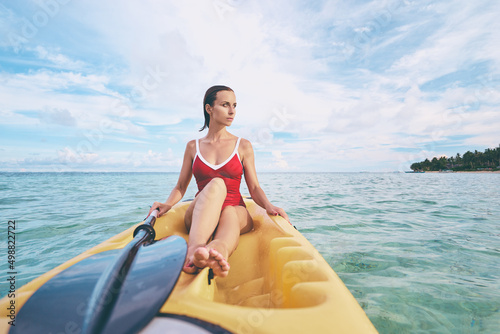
[410,146,500,171]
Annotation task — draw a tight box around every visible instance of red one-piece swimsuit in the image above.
[192,137,246,210]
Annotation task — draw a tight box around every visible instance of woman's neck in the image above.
[205,126,231,142]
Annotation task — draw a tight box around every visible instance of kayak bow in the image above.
[8,209,187,334]
[0,198,377,333]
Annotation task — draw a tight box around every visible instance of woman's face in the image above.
[207,90,237,127]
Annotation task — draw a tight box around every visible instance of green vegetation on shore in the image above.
[410,145,500,172]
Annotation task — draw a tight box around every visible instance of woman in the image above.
[149,85,289,278]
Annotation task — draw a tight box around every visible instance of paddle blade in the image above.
[102,235,186,333]
[11,235,187,334]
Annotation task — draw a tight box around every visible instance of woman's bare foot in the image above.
[182,259,198,274]
[188,245,230,277]
[192,246,210,269]
[183,245,206,274]
[207,248,230,277]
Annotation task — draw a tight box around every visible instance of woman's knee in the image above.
[206,177,227,196]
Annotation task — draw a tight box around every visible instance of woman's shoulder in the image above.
[238,137,254,153]
[185,139,197,154]
[238,137,251,146]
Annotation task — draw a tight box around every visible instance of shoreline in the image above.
[422,170,500,174]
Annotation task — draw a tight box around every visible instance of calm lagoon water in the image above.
[1,172,499,333]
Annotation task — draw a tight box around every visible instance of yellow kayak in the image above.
[0,198,377,333]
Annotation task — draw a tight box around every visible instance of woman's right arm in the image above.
[148,140,196,216]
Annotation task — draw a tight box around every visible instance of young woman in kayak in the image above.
[149,85,289,278]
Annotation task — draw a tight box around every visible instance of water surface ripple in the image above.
[1,172,499,333]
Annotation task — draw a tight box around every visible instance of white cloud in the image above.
[5,147,182,172]
[389,1,500,80]
[0,69,145,135]
[271,150,289,170]
[2,69,111,95]
[0,0,499,172]
[57,147,99,165]
[39,107,76,127]
[32,45,86,70]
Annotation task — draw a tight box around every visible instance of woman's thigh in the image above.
[184,196,199,231]
[184,178,227,231]
[221,205,253,234]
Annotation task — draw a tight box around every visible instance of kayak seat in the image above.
[153,199,332,310]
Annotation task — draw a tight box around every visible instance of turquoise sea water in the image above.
[1,172,499,333]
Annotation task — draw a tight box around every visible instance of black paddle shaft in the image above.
[82,209,159,334]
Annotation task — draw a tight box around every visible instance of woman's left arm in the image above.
[240,139,290,222]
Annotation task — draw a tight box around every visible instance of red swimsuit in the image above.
[192,138,246,210]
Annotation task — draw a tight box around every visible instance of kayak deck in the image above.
[143,199,377,333]
[0,198,377,334]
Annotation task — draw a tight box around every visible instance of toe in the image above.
[209,248,224,260]
[221,261,230,271]
[214,265,229,278]
[206,249,230,277]
[183,261,198,274]
[193,247,210,268]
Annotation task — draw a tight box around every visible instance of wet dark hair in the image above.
[200,85,234,131]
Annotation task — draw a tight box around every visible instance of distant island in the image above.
[410,145,500,172]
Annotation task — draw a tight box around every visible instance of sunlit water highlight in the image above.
[1,172,499,333]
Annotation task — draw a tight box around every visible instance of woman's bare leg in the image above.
[183,177,226,273]
[204,205,253,277]
[183,178,253,277]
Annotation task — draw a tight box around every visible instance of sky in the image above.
[1,0,499,172]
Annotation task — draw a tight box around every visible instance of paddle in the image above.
[82,209,161,333]
[12,210,187,334]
